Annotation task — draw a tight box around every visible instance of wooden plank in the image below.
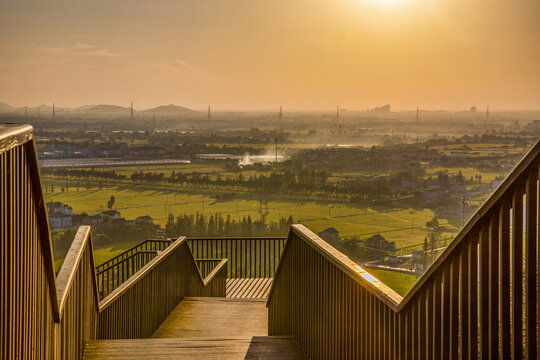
[152,297,268,339]
[226,278,273,299]
[84,336,308,360]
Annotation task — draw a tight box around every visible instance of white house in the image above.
[48,213,72,229]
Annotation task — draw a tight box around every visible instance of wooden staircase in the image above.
[83,297,307,359]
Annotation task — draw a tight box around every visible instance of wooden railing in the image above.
[195,258,224,278]
[1,124,58,359]
[268,139,540,359]
[55,226,99,360]
[95,239,172,273]
[0,124,229,359]
[97,236,227,339]
[96,250,158,299]
[188,236,287,278]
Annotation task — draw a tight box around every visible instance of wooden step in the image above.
[152,297,267,338]
[84,336,308,359]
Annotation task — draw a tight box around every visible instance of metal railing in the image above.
[96,250,159,299]
[195,258,224,279]
[95,239,172,273]
[187,237,287,278]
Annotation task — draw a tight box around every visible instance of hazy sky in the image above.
[1,0,539,110]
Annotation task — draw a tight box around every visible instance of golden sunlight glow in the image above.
[367,0,414,5]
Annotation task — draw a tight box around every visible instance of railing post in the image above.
[488,211,500,359]
[468,234,479,359]
[525,169,538,360]
[511,187,523,360]
[441,266,450,360]
[499,197,511,358]
[479,222,489,357]
[418,291,427,360]
[459,243,469,359]
[449,255,459,360]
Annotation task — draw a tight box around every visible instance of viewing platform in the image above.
[85,297,306,359]
[2,123,539,359]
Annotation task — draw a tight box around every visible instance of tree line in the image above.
[165,212,294,237]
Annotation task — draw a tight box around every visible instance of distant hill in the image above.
[0,102,199,118]
[139,104,198,117]
[0,101,16,113]
[86,104,130,115]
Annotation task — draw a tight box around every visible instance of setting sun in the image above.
[368,0,414,5]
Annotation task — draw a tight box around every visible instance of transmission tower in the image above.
[259,200,269,225]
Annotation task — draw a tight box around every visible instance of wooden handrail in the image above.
[201,259,228,286]
[99,236,188,310]
[268,138,540,359]
[54,226,100,359]
[56,226,100,318]
[1,126,60,358]
[399,137,540,311]
[267,224,402,310]
[97,236,228,339]
[1,125,232,357]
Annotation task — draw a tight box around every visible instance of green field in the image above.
[43,181,451,249]
[368,268,419,296]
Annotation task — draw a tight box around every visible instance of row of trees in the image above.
[46,167,400,200]
[165,212,294,237]
[52,219,159,252]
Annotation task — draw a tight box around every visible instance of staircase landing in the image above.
[152,297,267,338]
[84,336,306,359]
[84,297,307,359]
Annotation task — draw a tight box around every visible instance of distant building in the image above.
[368,104,391,113]
[47,202,73,229]
[72,213,89,227]
[86,214,103,228]
[110,218,128,226]
[47,202,73,216]
[364,234,396,251]
[48,213,72,229]
[527,120,540,132]
[318,227,340,244]
[100,210,122,219]
[135,215,153,223]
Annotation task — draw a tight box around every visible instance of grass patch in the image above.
[368,268,419,297]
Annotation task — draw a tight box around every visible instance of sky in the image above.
[0,0,539,111]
